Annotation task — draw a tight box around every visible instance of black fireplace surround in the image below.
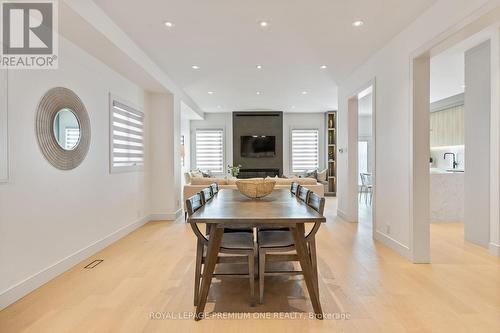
[237,168,280,179]
[233,111,283,176]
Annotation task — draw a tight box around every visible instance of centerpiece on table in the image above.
[236,178,276,199]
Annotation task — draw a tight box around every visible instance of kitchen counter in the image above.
[430,168,464,223]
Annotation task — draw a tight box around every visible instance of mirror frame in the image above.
[36,87,91,170]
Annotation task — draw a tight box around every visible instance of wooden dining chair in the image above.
[257,191,325,303]
[296,185,311,202]
[210,182,219,195]
[186,193,256,306]
[200,186,214,204]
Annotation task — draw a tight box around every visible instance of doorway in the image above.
[357,87,374,231]
[347,81,376,236]
[411,13,500,262]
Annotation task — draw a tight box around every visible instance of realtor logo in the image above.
[1,0,58,69]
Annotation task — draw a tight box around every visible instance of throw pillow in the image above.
[317,168,328,182]
[190,169,203,178]
[304,170,317,179]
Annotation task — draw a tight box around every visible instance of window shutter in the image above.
[111,99,145,171]
[65,128,80,150]
[195,129,224,173]
[291,129,319,173]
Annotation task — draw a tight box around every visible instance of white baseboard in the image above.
[374,230,412,261]
[337,209,357,223]
[489,242,500,257]
[149,209,182,221]
[0,214,158,311]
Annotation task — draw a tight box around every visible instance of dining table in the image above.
[187,188,326,320]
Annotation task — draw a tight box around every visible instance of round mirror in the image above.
[52,108,81,150]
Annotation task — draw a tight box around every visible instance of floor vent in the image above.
[84,259,103,269]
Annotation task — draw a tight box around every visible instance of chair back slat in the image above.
[200,186,214,204]
[297,185,310,202]
[210,182,219,195]
[360,173,372,186]
[185,193,209,244]
[290,182,299,195]
[305,192,325,241]
[306,192,325,215]
[186,193,203,217]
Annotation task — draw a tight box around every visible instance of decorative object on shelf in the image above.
[227,164,242,177]
[236,179,276,199]
[35,87,90,170]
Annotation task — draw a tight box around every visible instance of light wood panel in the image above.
[0,199,499,332]
[430,105,464,147]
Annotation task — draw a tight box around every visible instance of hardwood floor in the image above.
[1,198,499,333]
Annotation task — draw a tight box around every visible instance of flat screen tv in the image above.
[241,136,276,158]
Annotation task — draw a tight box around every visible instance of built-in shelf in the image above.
[325,111,337,196]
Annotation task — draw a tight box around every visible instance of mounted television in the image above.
[241,136,276,158]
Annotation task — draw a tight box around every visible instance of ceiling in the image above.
[94,0,437,113]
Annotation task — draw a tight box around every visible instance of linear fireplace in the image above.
[237,168,280,179]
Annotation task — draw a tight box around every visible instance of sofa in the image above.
[183,176,325,210]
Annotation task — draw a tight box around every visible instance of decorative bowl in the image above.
[235,179,276,199]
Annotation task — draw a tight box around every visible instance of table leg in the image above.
[195,225,223,321]
[291,223,323,319]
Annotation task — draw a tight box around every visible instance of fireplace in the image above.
[237,168,280,179]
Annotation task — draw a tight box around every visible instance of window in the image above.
[358,141,368,185]
[0,70,7,182]
[291,129,319,173]
[65,127,80,150]
[110,96,145,172]
[195,129,224,173]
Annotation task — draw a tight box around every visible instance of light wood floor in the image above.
[1,198,499,333]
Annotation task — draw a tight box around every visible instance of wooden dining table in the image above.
[187,188,326,320]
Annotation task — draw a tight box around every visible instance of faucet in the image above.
[443,153,458,169]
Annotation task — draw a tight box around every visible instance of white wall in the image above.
[189,112,327,177]
[0,70,7,182]
[0,36,153,308]
[464,41,491,247]
[181,116,191,185]
[147,92,182,220]
[337,0,499,260]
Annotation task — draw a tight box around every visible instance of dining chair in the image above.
[210,182,219,195]
[359,173,373,205]
[200,186,214,204]
[290,182,299,195]
[296,185,311,202]
[186,193,256,306]
[257,191,325,303]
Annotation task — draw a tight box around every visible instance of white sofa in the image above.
[183,177,325,210]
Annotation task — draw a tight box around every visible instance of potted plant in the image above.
[228,164,242,178]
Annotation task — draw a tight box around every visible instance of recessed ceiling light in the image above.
[352,20,364,27]
[256,91,262,95]
[320,65,328,69]
[208,91,215,95]
[259,21,269,28]
[291,105,296,109]
[217,105,221,109]
[164,21,175,28]
[256,65,263,69]
[191,65,200,69]
[301,91,308,95]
